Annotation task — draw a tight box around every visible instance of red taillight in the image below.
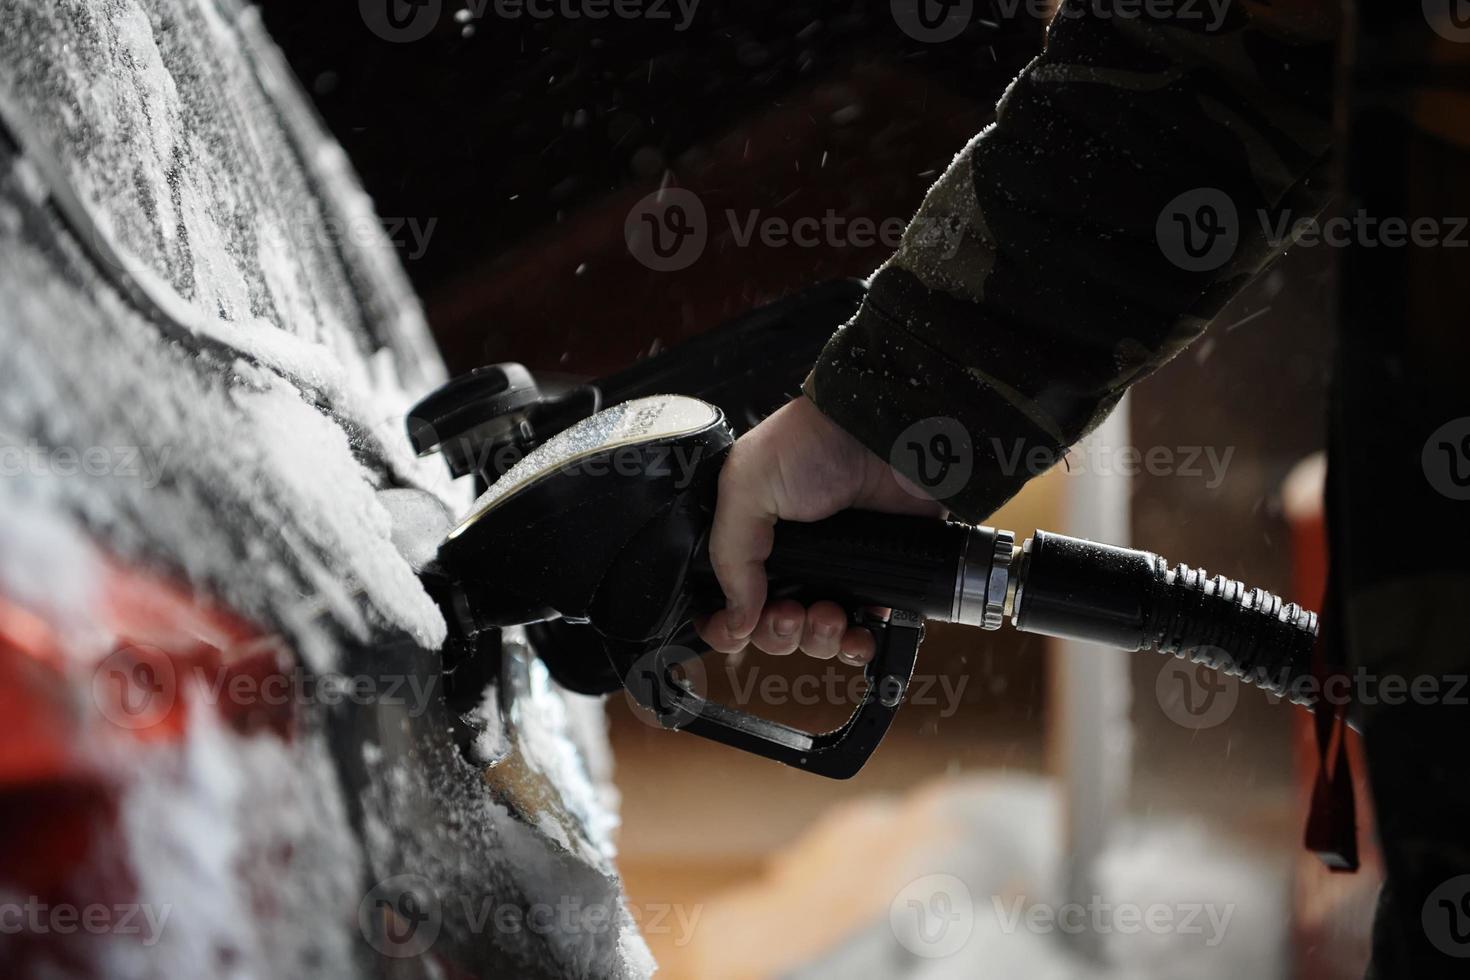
[0,546,294,974]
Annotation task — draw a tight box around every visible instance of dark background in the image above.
[257,0,1041,375]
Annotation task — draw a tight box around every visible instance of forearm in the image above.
[806,0,1339,520]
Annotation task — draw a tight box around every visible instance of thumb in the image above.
[707,446,776,640]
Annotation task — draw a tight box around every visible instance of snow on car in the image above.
[0,1,650,976]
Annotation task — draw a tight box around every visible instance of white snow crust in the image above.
[0,1,648,976]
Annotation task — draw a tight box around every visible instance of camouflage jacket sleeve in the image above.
[804,0,1339,520]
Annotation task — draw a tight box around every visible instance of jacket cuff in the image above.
[804,289,1070,522]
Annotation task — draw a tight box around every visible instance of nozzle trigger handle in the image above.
[612,510,974,777]
[612,609,922,779]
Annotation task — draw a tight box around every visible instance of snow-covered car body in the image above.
[0,1,648,976]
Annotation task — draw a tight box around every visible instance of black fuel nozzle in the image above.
[420,389,1325,778]
[423,395,933,777]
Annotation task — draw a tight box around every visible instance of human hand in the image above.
[695,396,945,665]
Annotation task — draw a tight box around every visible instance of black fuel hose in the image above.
[1010,530,1319,708]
